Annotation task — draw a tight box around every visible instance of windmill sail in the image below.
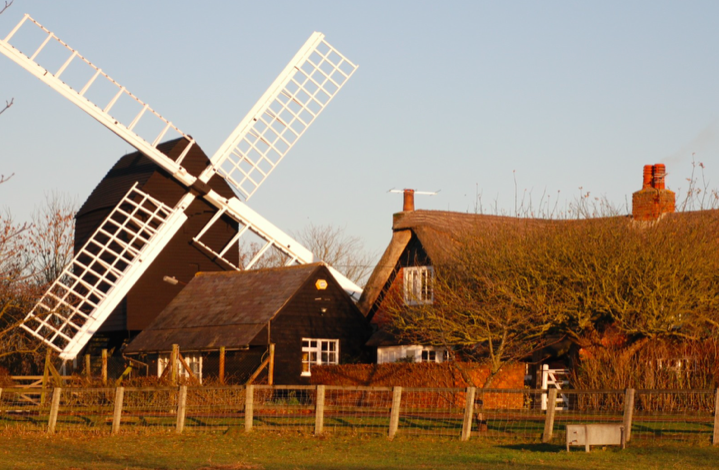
[0,14,197,187]
[203,32,358,199]
[21,186,189,360]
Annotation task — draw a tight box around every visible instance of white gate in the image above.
[540,364,570,410]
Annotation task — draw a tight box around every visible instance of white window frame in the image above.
[301,338,339,376]
[403,266,434,305]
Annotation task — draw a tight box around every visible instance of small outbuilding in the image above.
[124,263,372,385]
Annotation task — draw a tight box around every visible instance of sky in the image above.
[2,0,719,269]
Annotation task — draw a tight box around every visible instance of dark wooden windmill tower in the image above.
[74,140,239,349]
[0,14,361,361]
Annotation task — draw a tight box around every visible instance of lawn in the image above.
[1,432,718,470]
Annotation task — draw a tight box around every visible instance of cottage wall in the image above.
[268,268,372,385]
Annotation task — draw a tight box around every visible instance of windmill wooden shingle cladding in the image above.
[125,263,372,385]
[75,138,239,335]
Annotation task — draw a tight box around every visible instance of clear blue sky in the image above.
[2,0,719,265]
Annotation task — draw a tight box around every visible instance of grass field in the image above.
[1,432,718,470]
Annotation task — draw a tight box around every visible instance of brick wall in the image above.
[632,189,676,221]
[311,362,526,409]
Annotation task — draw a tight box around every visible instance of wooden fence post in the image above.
[542,388,557,443]
[461,387,476,441]
[112,387,124,435]
[171,344,179,385]
[244,384,254,432]
[623,388,635,443]
[101,349,108,386]
[713,388,719,445]
[85,354,91,379]
[176,385,188,434]
[47,387,62,434]
[388,386,403,439]
[314,385,325,435]
[41,348,51,405]
[219,347,225,385]
[268,344,275,386]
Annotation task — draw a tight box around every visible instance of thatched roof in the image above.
[358,210,556,317]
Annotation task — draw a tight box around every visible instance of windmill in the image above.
[0,14,360,361]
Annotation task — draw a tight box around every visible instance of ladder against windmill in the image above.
[0,14,361,361]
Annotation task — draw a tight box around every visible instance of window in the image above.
[403,266,434,305]
[421,350,436,362]
[301,338,339,376]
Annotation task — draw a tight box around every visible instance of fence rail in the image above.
[1,385,718,444]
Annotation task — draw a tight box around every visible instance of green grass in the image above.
[0,432,718,470]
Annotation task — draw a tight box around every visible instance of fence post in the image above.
[315,385,325,435]
[41,348,51,405]
[47,387,62,434]
[622,388,635,443]
[176,385,188,434]
[268,344,275,386]
[219,346,225,385]
[244,384,254,432]
[461,386,476,441]
[85,354,91,379]
[713,388,719,445]
[171,344,179,385]
[112,387,124,434]
[542,388,557,443]
[388,386,403,439]
[101,349,108,386]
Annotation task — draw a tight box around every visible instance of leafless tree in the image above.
[0,191,77,368]
[294,223,375,287]
[388,210,719,387]
[27,192,76,286]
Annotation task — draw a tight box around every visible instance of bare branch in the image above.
[0,1,13,16]
[0,98,13,117]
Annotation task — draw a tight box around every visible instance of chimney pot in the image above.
[653,163,666,190]
[403,189,415,212]
[643,165,653,189]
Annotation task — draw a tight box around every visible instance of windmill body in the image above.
[76,139,239,347]
[0,14,361,361]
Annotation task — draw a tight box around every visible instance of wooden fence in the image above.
[1,385,718,444]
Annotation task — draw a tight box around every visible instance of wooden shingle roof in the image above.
[125,263,329,353]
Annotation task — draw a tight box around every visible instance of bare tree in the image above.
[294,223,375,287]
[388,211,719,387]
[0,191,76,368]
[27,192,76,286]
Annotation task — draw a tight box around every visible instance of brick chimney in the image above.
[403,189,415,212]
[632,164,675,221]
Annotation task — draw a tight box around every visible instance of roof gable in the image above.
[125,263,331,353]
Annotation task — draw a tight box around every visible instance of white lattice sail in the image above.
[21,186,189,360]
[206,32,358,199]
[0,14,197,186]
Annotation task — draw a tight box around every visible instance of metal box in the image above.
[566,424,626,452]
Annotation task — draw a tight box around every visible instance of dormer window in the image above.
[403,266,434,305]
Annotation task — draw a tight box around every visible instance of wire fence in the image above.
[1,385,717,446]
